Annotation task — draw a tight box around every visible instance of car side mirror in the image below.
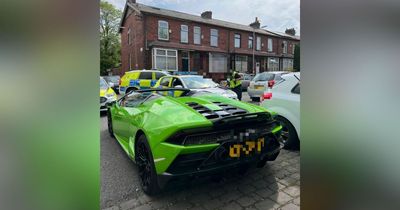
[108,82,114,87]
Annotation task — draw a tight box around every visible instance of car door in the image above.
[112,93,146,141]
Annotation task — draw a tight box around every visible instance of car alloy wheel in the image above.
[280,124,290,145]
[137,142,152,190]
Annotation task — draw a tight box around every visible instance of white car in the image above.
[156,75,238,99]
[247,71,288,101]
[260,72,300,149]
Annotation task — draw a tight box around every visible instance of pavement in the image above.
[101,92,300,210]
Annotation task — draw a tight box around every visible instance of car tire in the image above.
[251,97,260,102]
[136,135,161,195]
[107,110,115,138]
[275,116,299,150]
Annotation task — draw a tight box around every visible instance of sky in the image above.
[106,0,300,35]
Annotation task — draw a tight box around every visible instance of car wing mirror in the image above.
[108,82,114,87]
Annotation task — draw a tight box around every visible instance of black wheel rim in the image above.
[137,142,151,189]
[280,123,290,145]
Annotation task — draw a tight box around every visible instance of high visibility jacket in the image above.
[229,72,242,88]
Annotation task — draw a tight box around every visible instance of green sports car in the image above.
[106,88,283,195]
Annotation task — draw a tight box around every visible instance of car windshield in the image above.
[100,78,108,89]
[104,76,119,83]
[181,76,215,89]
[252,73,274,82]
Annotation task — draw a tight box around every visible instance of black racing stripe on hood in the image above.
[185,101,248,120]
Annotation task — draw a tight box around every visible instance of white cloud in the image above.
[106,0,300,34]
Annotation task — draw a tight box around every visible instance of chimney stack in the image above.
[201,11,212,19]
[285,28,296,36]
[249,17,261,29]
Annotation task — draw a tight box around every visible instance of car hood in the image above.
[100,88,114,97]
[142,93,267,128]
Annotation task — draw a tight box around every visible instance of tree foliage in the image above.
[293,44,300,71]
[100,1,122,75]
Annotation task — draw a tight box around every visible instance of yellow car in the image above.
[100,77,117,111]
[119,70,169,95]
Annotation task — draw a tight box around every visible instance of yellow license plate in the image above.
[229,138,265,158]
[255,85,264,90]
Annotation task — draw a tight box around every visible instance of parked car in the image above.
[238,73,254,91]
[260,72,300,149]
[248,71,289,101]
[100,77,117,112]
[154,75,238,99]
[107,88,283,194]
[103,75,120,94]
[119,70,170,95]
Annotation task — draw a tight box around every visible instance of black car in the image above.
[103,75,120,94]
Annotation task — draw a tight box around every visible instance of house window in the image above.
[158,20,169,40]
[128,28,132,45]
[268,38,273,52]
[283,41,288,54]
[248,36,253,49]
[129,53,132,70]
[153,48,177,71]
[235,55,248,72]
[292,44,296,54]
[267,57,279,71]
[209,53,227,73]
[181,25,188,43]
[194,26,201,44]
[210,29,218,47]
[256,36,261,51]
[234,33,241,48]
[281,58,293,71]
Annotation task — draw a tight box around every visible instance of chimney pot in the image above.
[201,11,212,19]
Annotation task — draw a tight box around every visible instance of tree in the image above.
[293,44,300,71]
[100,1,122,75]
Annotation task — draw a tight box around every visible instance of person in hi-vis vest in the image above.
[228,70,242,101]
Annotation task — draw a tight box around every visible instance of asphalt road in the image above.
[101,92,300,210]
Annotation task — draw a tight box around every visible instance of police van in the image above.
[119,70,170,95]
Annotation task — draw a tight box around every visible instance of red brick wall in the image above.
[120,10,147,75]
[120,9,299,75]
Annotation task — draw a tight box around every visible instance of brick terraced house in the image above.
[120,0,300,81]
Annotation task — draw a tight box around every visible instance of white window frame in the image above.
[292,43,296,54]
[283,41,288,54]
[256,36,261,51]
[210,29,218,47]
[152,48,178,71]
[129,53,132,70]
[128,28,132,45]
[248,36,253,49]
[194,26,201,45]
[268,38,273,52]
[234,33,241,48]
[158,20,169,40]
[181,25,189,43]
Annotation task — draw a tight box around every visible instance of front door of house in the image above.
[182,51,189,71]
[256,62,260,74]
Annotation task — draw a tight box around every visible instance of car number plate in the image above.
[229,138,265,158]
[255,85,264,90]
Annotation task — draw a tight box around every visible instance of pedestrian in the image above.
[228,70,242,100]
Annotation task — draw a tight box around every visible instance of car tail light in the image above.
[267,80,275,88]
[260,92,272,102]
